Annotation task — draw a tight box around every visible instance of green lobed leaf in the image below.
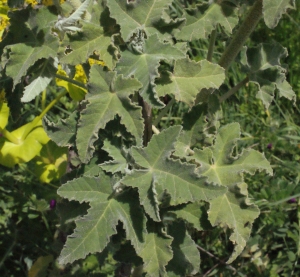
[263,0,295,28]
[3,7,58,88]
[167,202,205,231]
[137,222,173,277]
[156,58,225,107]
[240,43,296,108]
[76,65,143,163]
[173,102,219,159]
[43,110,78,147]
[166,220,200,276]
[192,123,272,263]
[106,0,174,42]
[58,21,115,69]
[57,173,146,265]
[121,126,226,222]
[176,2,238,41]
[100,138,128,174]
[116,34,186,107]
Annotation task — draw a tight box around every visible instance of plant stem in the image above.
[38,90,68,119]
[207,29,217,62]
[21,90,68,141]
[139,96,152,146]
[218,0,263,70]
[153,97,175,127]
[1,128,20,144]
[152,125,160,134]
[219,76,249,102]
[55,73,87,89]
[41,89,47,111]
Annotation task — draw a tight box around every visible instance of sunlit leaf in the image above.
[193,123,272,263]
[2,7,58,88]
[57,173,146,264]
[116,34,186,107]
[263,0,295,28]
[77,65,143,163]
[157,58,225,107]
[106,0,174,41]
[176,2,238,41]
[121,126,226,222]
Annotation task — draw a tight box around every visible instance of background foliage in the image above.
[0,0,300,276]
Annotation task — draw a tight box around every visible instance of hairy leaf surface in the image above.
[157,58,225,107]
[100,139,128,174]
[138,227,173,277]
[240,43,295,108]
[121,126,226,221]
[3,7,58,88]
[176,2,238,41]
[77,66,143,163]
[58,22,115,69]
[263,0,295,28]
[57,174,146,264]
[106,0,174,41]
[43,111,78,147]
[193,123,272,262]
[116,34,186,107]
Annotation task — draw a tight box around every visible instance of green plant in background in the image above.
[0,0,300,276]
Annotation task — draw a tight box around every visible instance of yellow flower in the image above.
[0,1,10,41]
[25,0,39,6]
[56,64,87,101]
[42,0,65,6]
[88,58,106,67]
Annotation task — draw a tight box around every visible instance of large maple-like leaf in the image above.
[193,123,272,263]
[57,173,146,264]
[76,65,143,163]
[240,42,296,108]
[176,2,238,41]
[121,126,226,222]
[106,0,174,41]
[156,58,225,107]
[58,21,115,69]
[263,0,295,28]
[2,7,58,88]
[116,34,186,107]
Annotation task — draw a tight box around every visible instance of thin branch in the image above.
[218,0,263,70]
[152,125,160,134]
[219,76,249,102]
[196,244,237,273]
[139,96,152,146]
[207,29,217,62]
[55,73,87,89]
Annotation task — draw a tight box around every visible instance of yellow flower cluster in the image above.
[56,59,105,101]
[0,0,9,40]
[88,58,106,67]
